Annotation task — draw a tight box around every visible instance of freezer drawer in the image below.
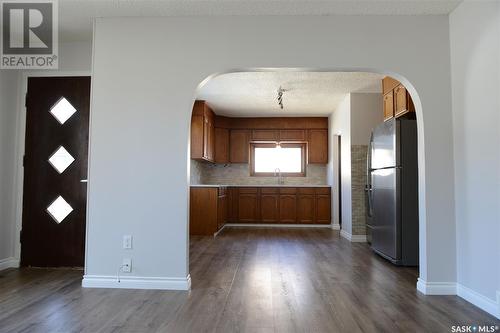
[371,167,401,260]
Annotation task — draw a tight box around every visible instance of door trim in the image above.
[12,71,92,267]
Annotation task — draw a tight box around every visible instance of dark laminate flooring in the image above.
[0,227,498,332]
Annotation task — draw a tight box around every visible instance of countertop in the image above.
[190,184,330,188]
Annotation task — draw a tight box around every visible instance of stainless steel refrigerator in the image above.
[366,118,419,266]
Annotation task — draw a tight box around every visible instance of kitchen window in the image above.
[250,143,306,177]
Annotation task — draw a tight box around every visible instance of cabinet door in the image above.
[230,130,250,163]
[279,194,297,223]
[215,128,229,164]
[297,194,315,224]
[260,194,279,223]
[315,193,331,224]
[394,85,408,117]
[308,129,328,164]
[279,130,306,141]
[252,130,278,141]
[238,189,259,222]
[383,91,394,121]
[217,195,227,230]
[204,112,215,162]
[227,188,238,222]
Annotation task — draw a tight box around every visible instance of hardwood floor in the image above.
[0,227,498,332]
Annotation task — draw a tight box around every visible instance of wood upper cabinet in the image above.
[383,90,394,121]
[394,85,408,116]
[382,77,415,121]
[229,130,250,163]
[279,129,306,141]
[382,76,400,95]
[315,187,331,224]
[191,101,215,162]
[215,128,229,164]
[307,129,328,164]
[260,188,279,223]
[252,130,278,141]
[238,188,259,222]
[297,189,315,224]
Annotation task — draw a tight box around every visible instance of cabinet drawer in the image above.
[280,188,297,194]
[315,187,330,195]
[238,187,258,194]
[261,187,279,194]
[298,188,315,194]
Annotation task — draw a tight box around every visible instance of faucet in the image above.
[274,168,284,185]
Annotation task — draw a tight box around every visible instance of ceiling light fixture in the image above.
[277,86,286,110]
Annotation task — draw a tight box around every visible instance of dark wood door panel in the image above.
[21,76,90,267]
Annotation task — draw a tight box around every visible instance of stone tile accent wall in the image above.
[351,145,368,235]
[197,163,327,186]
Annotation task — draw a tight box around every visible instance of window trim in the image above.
[250,142,306,177]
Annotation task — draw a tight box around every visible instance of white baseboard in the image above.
[416,278,457,295]
[224,223,332,228]
[331,223,341,230]
[0,257,19,271]
[457,284,500,319]
[82,274,191,291]
[340,229,367,242]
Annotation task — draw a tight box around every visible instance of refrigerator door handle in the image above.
[365,184,373,218]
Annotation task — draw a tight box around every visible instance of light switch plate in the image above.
[123,235,132,249]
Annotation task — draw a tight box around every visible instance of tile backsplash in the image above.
[191,161,327,185]
[351,145,368,235]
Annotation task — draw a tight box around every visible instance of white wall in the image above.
[450,0,500,317]
[350,93,383,146]
[329,95,351,231]
[0,71,20,270]
[329,93,383,238]
[86,15,457,289]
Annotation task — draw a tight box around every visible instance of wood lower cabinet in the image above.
[190,187,222,235]
[191,186,331,231]
[260,188,279,223]
[315,187,331,224]
[279,194,297,224]
[237,188,259,222]
[297,189,315,224]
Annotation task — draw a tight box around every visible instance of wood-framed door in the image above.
[20,76,90,267]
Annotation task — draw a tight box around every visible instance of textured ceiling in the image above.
[59,0,462,41]
[196,71,384,116]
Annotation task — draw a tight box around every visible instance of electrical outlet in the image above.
[122,258,131,273]
[123,235,132,249]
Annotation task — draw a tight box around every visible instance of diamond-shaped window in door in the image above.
[48,146,75,174]
[50,97,77,124]
[47,196,73,224]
